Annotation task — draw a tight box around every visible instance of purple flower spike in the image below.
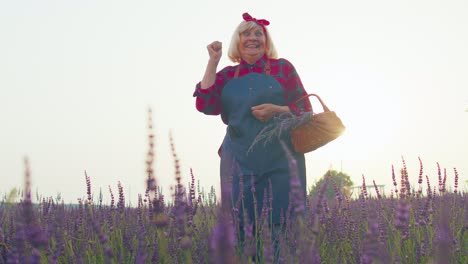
[280,141,305,215]
[11,157,49,262]
[391,165,398,194]
[433,205,454,263]
[372,180,381,200]
[209,212,238,264]
[361,219,385,264]
[85,170,92,203]
[417,157,424,195]
[117,181,125,213]
[394,200,410,239]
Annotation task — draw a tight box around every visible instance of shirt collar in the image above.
[239,54,268,67]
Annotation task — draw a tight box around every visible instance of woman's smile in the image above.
[238,27,266,63]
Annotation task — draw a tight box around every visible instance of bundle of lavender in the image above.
[248,111,313,153]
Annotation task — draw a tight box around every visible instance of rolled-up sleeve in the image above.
[281,59,312,115]
[193,66,232,116]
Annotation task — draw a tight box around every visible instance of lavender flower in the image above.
[188,168,197,226]
[425,175,432,199]
[361,175,368,200]
[437,162,443,193]
[248,111,313,153]
[331,178,343,203]
[360,220,379,264]
[85,170,92,203]
[280,141,305,215]
[242,217,256,258]
[401,157,411,197]
[9,157,48,263]
[146,107,157,195]
[117,181,125,213]
[92,218,113,263]
[373,180,381,200]
[392,165,398,194]
[109,186,115,210]
[315,173,329,216]
[418,157,424,195]
[453,168,459,194]
[433,205,454,263]
[394,199,410,239]
[442,168,447,193]
[209,212,238,264]
[169,133,192,251]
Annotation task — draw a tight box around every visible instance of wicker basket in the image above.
[290,94,345,153]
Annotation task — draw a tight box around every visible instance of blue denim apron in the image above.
[219,70,307,225]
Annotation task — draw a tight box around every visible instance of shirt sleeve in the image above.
[281,59,312,115]
[193,66,232,116]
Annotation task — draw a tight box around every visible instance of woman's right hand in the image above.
[207,41,222,64]
[200,41,222,89]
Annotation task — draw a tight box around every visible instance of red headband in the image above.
[242,12,270,27]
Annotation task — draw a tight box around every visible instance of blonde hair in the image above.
[227,21,278,63]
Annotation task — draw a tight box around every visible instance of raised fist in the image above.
[207,41,222,63]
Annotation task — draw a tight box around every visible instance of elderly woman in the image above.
[193,11,311,246]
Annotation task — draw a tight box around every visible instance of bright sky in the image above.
[1,0,467,205]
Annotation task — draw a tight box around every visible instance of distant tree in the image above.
[308,170,354,200]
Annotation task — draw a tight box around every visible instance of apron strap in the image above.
[234,59,271,78]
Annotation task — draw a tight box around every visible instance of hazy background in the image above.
[1,0,467,205]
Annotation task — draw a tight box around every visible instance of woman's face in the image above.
[238,26,266,62]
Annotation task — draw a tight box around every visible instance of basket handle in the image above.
[294,93,331,112]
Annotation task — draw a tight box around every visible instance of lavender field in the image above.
[1,156,467,263]
[1,114,467,263]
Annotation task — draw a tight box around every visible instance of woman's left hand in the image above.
[251,104,289,122]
